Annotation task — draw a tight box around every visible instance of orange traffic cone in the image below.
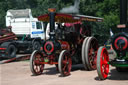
[110,44,113,50]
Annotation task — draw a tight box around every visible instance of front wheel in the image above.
[58,50,72,76]
[97,47,109,80]
[30,50,44,76]
[82,37,89,70]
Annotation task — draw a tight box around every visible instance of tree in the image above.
[0,0,122,41]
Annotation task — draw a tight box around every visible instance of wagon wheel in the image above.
[30,50,44,76]
[85,37,98,70]
[82,37,89,70]
[97,47,109,80]
[58,50,72,76]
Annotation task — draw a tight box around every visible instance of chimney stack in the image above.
[120,0,127,24]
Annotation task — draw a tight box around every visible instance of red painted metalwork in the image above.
[86,37,98,70]
[33,53,44,75]
[44,41,54,54]
[38,13,79,23]
[38,13,103,23]
[88,47,97,69]
[114,36,128,50]
[100,48,109,79]
[61,51,72,76]
[47,55,57,65]
[59,40,70,51]
[64,21,82,27]
[39,62,58,64]
[0,48,6,50]
[30,10,103,76]
[0,32,16,43]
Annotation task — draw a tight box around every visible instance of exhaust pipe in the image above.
[120,0,127,24]
[48,8,56,39]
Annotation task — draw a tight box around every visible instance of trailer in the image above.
[0,9,45,58]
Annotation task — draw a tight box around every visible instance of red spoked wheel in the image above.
[58,50,72,76]
[30,50,44,76]
[97,47,109,80]
[85,37,98,70]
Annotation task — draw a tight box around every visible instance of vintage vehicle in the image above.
[0,9,45,58]
[0,28,17,58]
[96,0,128,80]
[30,8,103,76]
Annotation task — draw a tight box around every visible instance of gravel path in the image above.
[0,61,128,85]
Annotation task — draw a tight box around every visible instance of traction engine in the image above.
[30,8,103,76]
[96,0,128,80]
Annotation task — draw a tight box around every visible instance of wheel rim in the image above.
[30,51,44,75]
[97,47,109,80]
[59,50,72,76]
[82,37,89,70]
[85,37,98,70]
[100,48,109,78]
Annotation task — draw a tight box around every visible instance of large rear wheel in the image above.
[85,37,98,70]
[30,50,44,76]
[82,37,89,70]
[58,50,72,76]
[97,47,109,80]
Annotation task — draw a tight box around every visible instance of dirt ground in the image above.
[0,59,128,85]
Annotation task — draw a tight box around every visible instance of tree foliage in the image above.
[0,0,126,41]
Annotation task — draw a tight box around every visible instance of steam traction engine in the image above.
[96,0,128,80]
[30,9,103,76]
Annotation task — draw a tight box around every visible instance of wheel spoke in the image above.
[88,52,92,56]
[104,65,109,74]
[65,56,68,61]
[35,66,39,72]
[63,56,69,74]
[88,42,97,69]
[93,51,97,64]
[62,60,67,64]
[89,55,93,61]
[89,57,94,65]
[63,64,67,71]
[102,57,107,66]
